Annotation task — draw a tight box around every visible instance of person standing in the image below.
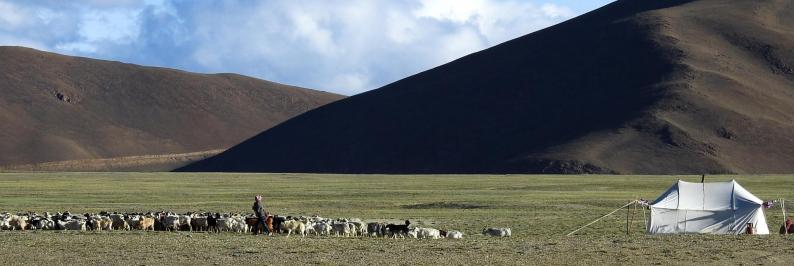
[252,195,270,235]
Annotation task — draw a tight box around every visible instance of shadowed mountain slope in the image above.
[181,0,794,174]
[0,47,343,170]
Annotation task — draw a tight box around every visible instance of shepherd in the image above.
[252,195,270,235]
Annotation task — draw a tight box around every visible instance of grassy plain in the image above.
[1,173,793,265]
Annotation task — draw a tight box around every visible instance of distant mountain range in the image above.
[181,0,794,174]
[0,46,343,171]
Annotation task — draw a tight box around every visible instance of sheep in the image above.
[0,210,469,239]
[230,216,248,233]
[280,220,306,237]
[0,215,10,230]
[110,214,129,230]
[178,215,192,231]
[367,222,386,237]
[407,227,442,239]
[332,222,351,237]
[347,223,358,237]
[138,216,155,231]
[83,215,102,231]
[482,227,511,237]
[446,230,464,239]
[29,217,49,230]
[64,219,87,231]
[191,216,209,232]
[125,215,142,230]
[216,217,233,232]
[350,221,367,237]
[162,215,181,231]
[311,222,331,236]
[99,216,113,231]
[9,215,28,231]
[305,222,316,235]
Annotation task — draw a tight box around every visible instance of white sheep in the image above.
[446,230,464,239]
[312,222,331,236]
[350,221,367,237]
[230,216,248,233]
[408,227,442,239]
[280,220,306,237]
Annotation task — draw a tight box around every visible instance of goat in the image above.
[385,220,411,238]
[482,227,511,237]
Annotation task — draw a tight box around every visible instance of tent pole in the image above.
[628,200,636,235]
[626,200,631,235]
[566,200,637,236]
[642,203,648,232]
[783,199,787,231]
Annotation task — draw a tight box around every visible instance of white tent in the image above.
[647,180,769,235]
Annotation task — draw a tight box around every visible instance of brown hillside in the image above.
[181,0,794,174]
[0,47,343,169]
[0,150,223,172]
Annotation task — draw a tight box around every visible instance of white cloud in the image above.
[286,8,338,56]
[0,0,584,95]
[413,0,484,23]
[78,8,140,43]
[330,72,371,95]
[0,1,32,30]
[541,3,575,18]
[414,0,574,44]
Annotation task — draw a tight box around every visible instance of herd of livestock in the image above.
[0,211,512,239]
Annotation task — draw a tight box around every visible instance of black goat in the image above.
[385,220,411,238]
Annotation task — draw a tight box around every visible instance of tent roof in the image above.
[650,180,763,211]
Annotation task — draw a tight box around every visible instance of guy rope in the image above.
[566,200,638,236]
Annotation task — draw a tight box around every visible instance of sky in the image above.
[0,0,612,95]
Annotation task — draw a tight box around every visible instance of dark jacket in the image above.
[252,201,266,218]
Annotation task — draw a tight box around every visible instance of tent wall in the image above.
[648,207,768,234]
[648,180,769,235]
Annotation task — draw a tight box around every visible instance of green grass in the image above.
[1,173,794,264]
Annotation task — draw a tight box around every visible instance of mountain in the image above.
[0,46,343,170]
[180,0,794,174]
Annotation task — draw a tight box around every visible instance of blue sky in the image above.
[0,0,612,95]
